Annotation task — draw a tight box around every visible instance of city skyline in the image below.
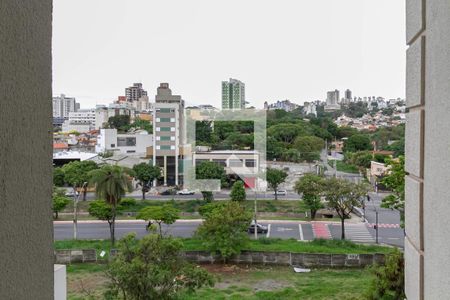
[53,0,405,109]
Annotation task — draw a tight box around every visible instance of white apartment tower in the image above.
[152,83,185,186]
[52,94,79,118]
[222,78,245,110]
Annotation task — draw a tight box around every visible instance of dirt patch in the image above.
[201,264,252,275]
[68,272,109,297]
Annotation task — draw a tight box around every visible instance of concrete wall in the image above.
[0,1,54,299]
[54,249,385,268]
[405,0,450,298]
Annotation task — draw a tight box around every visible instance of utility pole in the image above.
[375,210,379,244]
[73,182,88,240]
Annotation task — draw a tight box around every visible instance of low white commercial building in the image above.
[96,128,153,155]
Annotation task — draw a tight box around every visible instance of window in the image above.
[157,117,172,122]
[170,127,175,132]
[212,159,227,167]
[117,137,136,147]
[159,136,171,141]
[158,108,173,113]
[110,144,115,148]
[195,159,209,165]
[126,150,136,153]
[158,145,172,150]
[159,127,171,132]
[245,159,255,167]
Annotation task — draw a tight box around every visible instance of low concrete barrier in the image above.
[55,249,385,267]
[182,251,385,267]
[54,249,97,264]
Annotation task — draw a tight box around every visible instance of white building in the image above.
[61,108,96,132]
[303,101,317,116]
[52,94,79,118]
[96,128,153,155]
[325,90,341,111]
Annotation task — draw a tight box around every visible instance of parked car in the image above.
[160,189,176,195]
[272,190,287,196]
[177,189,195,195]
[65,190,78,197]
[248,223,268,234]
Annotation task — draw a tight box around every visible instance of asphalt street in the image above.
[54,219,402,247]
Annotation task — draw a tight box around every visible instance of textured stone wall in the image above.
[0,1,53,299]
[405,0,450,299]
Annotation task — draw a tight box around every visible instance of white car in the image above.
[273,190,287,196]
[177,189,195,195]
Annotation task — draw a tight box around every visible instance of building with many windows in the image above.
[222,78,245,110]
[125,83,147,102]
[52,94,79,118]
[61,108,96,132]
[150,83,185,186]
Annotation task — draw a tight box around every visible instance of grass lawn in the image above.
[329,161,360,174]
[55,238,392,256]
[66,263,374,300]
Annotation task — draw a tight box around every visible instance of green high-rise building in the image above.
[222,78,245,110]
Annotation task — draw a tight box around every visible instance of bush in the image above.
[120,198,137,207]
[365,248,404,300]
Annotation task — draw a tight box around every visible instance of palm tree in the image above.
[89,165,132,246]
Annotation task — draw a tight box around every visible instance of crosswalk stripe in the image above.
[344,224,374,243]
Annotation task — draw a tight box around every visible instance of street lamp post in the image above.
[375,210,379,244]
[73,182,88,240]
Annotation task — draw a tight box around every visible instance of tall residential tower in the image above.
[222,78,245,110]
[151,83,185,186]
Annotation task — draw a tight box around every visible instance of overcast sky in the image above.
[53,0,406,109]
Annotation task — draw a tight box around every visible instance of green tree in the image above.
[230,181,246,202]
[343,134,372,152]
[268,123,305,144]
[136,204,180,236]
[105,233,214,300]
[195,121,213,145]
[53,167,65,187]
[132,162,161,199]
[107,115,131,132]
[196,161,227,201]
[52,188,70,219]
[61,160,98,200]
[88,200,123,240]
[381,156,405,227]
[366,249,405,300]
[323,178,369,239]
[294,174,324,220]
[89,165,132,246]
[196,201,252,261]
[336,126,359,139]
[130,117,152,132]
[294,135,324,163]
[266,168,288,200]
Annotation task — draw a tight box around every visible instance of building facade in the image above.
[52,94,79,118]
[151,83,185,186]
[95,128,153,155]
[325,89,341,111]
[125,83,147,102]
[62,108,96,132]
[222,78,245,110]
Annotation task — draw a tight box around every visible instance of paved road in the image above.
[70,191,302,201]
[54,219,398,246]
[362,192,404,247]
